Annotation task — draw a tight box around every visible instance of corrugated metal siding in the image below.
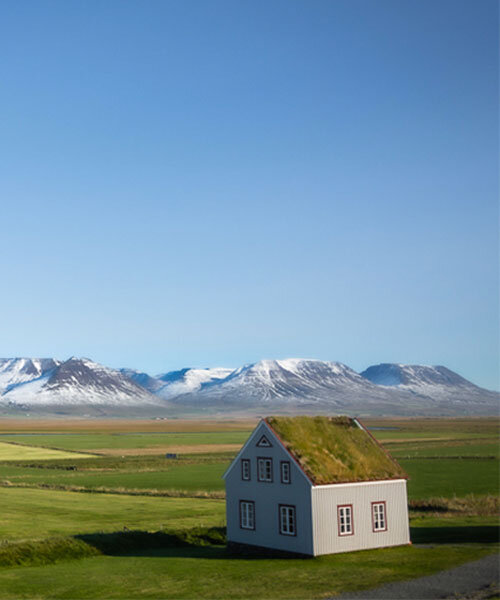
[225,422,313,555]
[311,480,410,555]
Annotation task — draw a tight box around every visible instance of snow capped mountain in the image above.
[166,358,499,415]
[360,363,499,406]
[206,359,371,401]
[1,357,163,410]
[360,363,474,388]
[170,358,418,412]
[154,367,234,399]
[0,358,61,394]
[0,356,497,416]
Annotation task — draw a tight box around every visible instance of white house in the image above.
[223,416,410,556]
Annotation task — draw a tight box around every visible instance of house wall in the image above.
[311,479,410,556]
[225,421,314,555]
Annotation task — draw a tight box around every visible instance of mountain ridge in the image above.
[0,356,497,417]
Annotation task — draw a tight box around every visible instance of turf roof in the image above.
[265,416,407,485]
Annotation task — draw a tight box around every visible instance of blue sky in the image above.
[0,0,498,389]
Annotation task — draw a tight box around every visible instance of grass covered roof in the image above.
[265,416,407,485]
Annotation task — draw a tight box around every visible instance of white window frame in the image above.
[239,500,255,530]
[279,504,296,536]
[337,504,353,536]
[372,501,387,532]
[257,457,273,482]
[241,459,251,481]
[280,460,291,484]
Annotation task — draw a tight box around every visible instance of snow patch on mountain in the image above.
[155,367,233,399]
[0,358,61,394]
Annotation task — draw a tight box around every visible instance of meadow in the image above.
[0,417,497,598]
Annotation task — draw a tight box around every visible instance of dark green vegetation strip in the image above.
[0,537,100,568]
[0,527,225,569]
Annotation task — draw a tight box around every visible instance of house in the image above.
[223,415,410,556]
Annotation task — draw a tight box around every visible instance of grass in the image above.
[402,458,499,499]
[0,441,94,461]
[266,416,406,484]
[409,494,500,517]
[0,461,228,492]
[0,417,497,599]
[410,516,499,544]
[0,487,225,541]
[389,441,500,459]
[0,541,494,599]
[0,431,250,452]
[0,419,257,434]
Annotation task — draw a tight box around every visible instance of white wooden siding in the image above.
[311,479,410,555]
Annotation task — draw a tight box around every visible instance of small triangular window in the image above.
[256,434,273,447]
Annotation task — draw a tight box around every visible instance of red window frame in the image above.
[371,501,388,532]
[337,504,354,536]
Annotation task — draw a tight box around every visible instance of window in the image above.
[280,461,291,484]
[372,502,387,532]
[279,504,296,536]
[256,434,272,447]
[257,457,273,482]
[241,459,251,481]
[337,505,353,536]
[239,500,255,530]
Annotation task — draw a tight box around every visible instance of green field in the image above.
[0,461,228,493]
[0,431,250,452]
[0,417,497,599]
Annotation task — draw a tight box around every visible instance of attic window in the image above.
[372,502,387,532]
[338,505,353,536]
[256,435,272,448]
[257,457,273,482]
[280,461,291,484]
[241,459,251,481]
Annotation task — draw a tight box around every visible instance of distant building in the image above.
[223,416,410,556]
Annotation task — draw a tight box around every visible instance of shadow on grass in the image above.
[73,525,500,561]
[410,526,499,544]
[74,528,308,560]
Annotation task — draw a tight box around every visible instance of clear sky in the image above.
[0,0,498,389]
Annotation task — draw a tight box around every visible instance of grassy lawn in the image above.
[0,487,225,541]
[0,543,495,599]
